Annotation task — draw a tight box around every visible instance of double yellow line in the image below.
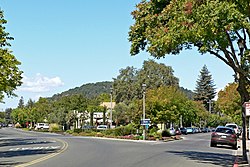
[15,138,68,167]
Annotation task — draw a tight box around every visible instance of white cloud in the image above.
[19,73,64,93]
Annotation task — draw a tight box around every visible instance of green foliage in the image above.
[147,86,204,126]
[194,65,217,109]
[162,130,171,137]
[129,0,249,105]
[0,10,23,102]
[73,128,83,133]
[206,114,233,127]
[104,124,137,136]
[49,123,61,132]
[50,81,112,100]
[18,96,25,108]
[113,59,179,104]
[113,102,130,125]
[215,83,242,124]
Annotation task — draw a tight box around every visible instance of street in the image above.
[0,128,237,167]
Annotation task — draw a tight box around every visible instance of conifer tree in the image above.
[194,65,216,111]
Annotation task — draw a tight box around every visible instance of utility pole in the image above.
[207,99,213,113]
[110,87,113,129]
[142,83,146,140]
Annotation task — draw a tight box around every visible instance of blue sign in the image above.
[140,119,151,125]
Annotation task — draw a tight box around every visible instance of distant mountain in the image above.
[50,81,113,100]
[50,81,193,100]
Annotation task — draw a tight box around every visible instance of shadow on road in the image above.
[0,137,60,166]
[0,138,54,147]
[0,160,23,166]
[167,150,235,167]
[0,148,58,158]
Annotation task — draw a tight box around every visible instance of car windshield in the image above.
[226,125,237,129]
[216,128,234,134]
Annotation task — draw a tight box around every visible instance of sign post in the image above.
[244,102,250,140]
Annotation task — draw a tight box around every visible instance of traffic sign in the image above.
[140,119,150,125]
[244,102,250,116]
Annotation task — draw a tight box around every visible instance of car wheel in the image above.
[233,144,237,150]
[210,142,216,147]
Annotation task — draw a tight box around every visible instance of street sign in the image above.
[140,119,150,125]
[244,102,250,116]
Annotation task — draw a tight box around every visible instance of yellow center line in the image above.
[15,138,68,167]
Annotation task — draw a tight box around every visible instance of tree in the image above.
[5,108,12,123]
[113,103,130,126]
[146,86,205,127]
[194,65,217,110]
[26,98,35,109]
[216,83,241,123]
[18,96,25,108]
[137,60,179,89]
[129,0,250,160]
[113,66,138,104]
[113,60,179,104]
[66,110,77,129]
[0,10,23,102]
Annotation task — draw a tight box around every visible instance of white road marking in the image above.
[9,146,60,151]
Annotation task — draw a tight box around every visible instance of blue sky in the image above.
[0,1,234,110]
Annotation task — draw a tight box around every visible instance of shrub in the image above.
[66,130,73,134]
[73,129,83,133]
[49,123,61,132]
[102,124,136,137]
[162,130,171,137]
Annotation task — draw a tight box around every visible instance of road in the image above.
[0,128,237,167]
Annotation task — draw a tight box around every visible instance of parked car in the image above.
[179,127,187,135]
[225,123,240,137]
[35,123,49,130]
[169,127,176,136]
[201,127,209,133]
[210,126,237,150]
[97,125,108,130]
[186,127,194,134]
[82,125,95,130]
[175,128,182,135]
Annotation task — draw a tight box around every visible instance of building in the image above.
[74,102,116,129]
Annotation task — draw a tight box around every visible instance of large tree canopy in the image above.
[113,59,179,104]
[0,10,22,102]
[129,0,249,99]
[129,0,249,159]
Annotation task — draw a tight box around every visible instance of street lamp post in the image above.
[110,87,113,129]
[207,99,213,113]
[142,83,146,140]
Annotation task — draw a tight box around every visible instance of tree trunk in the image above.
[90,112,94,126]
[238,75,250,161]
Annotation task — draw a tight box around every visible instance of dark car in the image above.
[210,126,237,150]
[179,127,187,135]
[82,125,95,130]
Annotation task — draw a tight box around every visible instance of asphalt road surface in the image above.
[0,128,237,167]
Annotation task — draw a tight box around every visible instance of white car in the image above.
[35,123,50,130]
[225,123,240,136]
[97,125,108,130]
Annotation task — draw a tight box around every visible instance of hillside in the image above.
[50,81,194,100]
[50,81,113,100]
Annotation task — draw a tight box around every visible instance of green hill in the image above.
[50,81,193,100]
[50,81,113,100]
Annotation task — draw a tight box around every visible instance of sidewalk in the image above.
[234,139,250,167]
